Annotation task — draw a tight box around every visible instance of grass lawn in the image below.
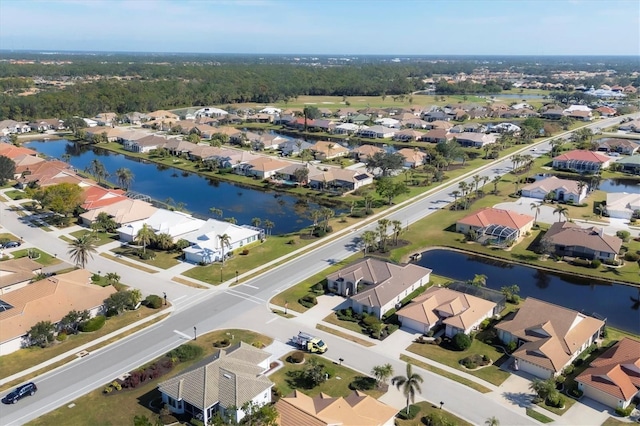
[0,306,163,387]
[10,248,61,266]
[400,354,492,394]
[316,324,375,347]
[110,246,180,270]
[0,232,19,242]
[395,401,473,426]
[70,229,119,246]
[526,408,553,423]
[323,312,366,334]
[27,329,271,426]
[100,252,158,274]
[4,189,26,200]
[601,417,629,426]
[269,352,383,399]
[406,335,510,386]
[536,396,577,416]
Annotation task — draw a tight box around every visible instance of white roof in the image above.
[182,219,261,251]
[336,123,362,131]
[564,105,592,112]
[195,107,228,116]
[259,106,281,114]
[118,209,205,239]
[375,117,400,127]
[607,192,640,212]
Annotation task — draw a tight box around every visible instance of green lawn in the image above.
[395,401,473,426]
[316,324,375,347]
[601,417,630,426]
[526,408,553,423]
[110,246,180,270]
[100,253,158,274]
[27,329,271,426]
[400,354,492,394]
[406,335,510,386]
[269,352,383,399]
[4,189,26,200]
[70,230,119,246]
[0,232,19,243]
[10,248,61,266]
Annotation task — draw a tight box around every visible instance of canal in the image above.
[417,249,640,334]
[25,139,345,235]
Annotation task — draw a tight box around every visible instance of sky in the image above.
[1,0,639,56]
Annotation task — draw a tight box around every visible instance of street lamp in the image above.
[439,401,444,410]
[193,326,197,341]
[235,270,238,283]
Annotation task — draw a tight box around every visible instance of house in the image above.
[11,154,45,178]
[596,138,639,155]
[617,154,640,175]
[425,120,453,131]
[117,209,205,243]
[567,110,593,121]
[552,150,611,173]
[357,125,396,139]
[309,141,350,160]
[456,207,534,244]
[123,134,168,153]
[276,390,397,426]
[308,167,373,193]
[605,193,640,220]
[397,286,496,337]
[0,269,116,355]
[455,133,497,148]
[495,298,604,379]
[396,148,427,168]
[346,114,371,125]
[80,199,158,226]
[94,112,118,126]
[124,112,148,125]
[279,139,313,156]
[195,107,228,118]
[540,109,566,120]
[0,120,31,135]
[326,258,432,319]
[80,185,128,210]
[82,118,98,127]
[351,144,384,162]
[182,219,262,264]
[146,110,180,121]
[158,342,273,425]
[15,160,81,189]
[401,118,429,129]
[541,221,623,262]
[0,258,42,295]
[375,117,400,128]
[595,106,617,117]
[334,123,362,135]
[576,337,640,409]
[239,157,290,179]
[259,106,281,115]
[421,128,453,143]
[85,126,124,142]
[619,119,640,132]
[520,176,588,204]
[392,129,424,142]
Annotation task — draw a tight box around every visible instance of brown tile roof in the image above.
[0,270,117,343]
[0,143,39,159]
[0,258,42,289]
[457,207,534,230]
[311,141,350,156]
[79,199,158,225]
[553,150,610,163]
[397,148,427,164]
[352,144,384,156]
[496,298,604,373]
[543,221,622,255]
[397,287,496,331]
[521,176,581,195]
[276,390,397,426]
[576,338,640,401]
[245,157,291,173]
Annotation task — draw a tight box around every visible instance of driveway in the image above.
[495,197,558,224]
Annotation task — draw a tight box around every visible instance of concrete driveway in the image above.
[495,197,558,224]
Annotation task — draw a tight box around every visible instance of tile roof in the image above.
[576,338,640,401]
[521,176,582,195]
[495,298,604,373]
[0,258,42,290]
[0,143,39,159]
[79,199,158,225]
[81,185,128,210]
[553,150,610,163]
[352,145,384,156]
[543,221,622,255]
[457,207,534,230]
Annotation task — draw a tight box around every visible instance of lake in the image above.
[597,178,640,194]
[417,249,640,334]
[25,139,345,235]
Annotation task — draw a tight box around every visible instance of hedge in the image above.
[145,294,163,309]
[167,343,203,362]
[396,404,420,420]
[80,315,106,332]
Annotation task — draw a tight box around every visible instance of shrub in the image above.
[349,376,376,391]
[91,273,101,282]
[616,230,631,242]
[590,259,601,269]
[480,318,491,330]
[190,419,205,426]
[103,386,113,394]
[290,351,305,364]
[145,294,163,309]
[573,258,590,267]
[80,315,106,332]
[434,337,442,345]
[507,341,517,353]
[311,282,325,294]
[167,343,203,362]
[241,249,249,255]
[563,364,574,375]
[137,249,156,260]
[615,406,633,417]
[336,308,359,322]
[298,294,317,308]
[313,228,327,238]
[111,381,122,391]
[546,393,564,408]
[574,358,584,367]
[556,375,566,385]
[386,324,399,334]
[396,404,420,420]
[56,332,68,342]
[452,333,472,351]
[624,251,639,262]
[568,387,583,398]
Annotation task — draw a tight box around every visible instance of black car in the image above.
[2,382,37,404]
[2,241,21,249]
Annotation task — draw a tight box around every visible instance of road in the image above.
[0,114,634,425]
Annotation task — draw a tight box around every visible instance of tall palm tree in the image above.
[115,167,134,190]
[530,202,542,225]
[309,209,322,235]
[320,207,335,232]
[218,233,231,265]
[391,220,403,245]
[135,223,155,254]
[452,190,460,210]
[391,363,424,415]
[361,230,377,256]
[209,207,223,218]
[85,159,108,184]
[485,416,500,426]
[251,217,262,228]
[377,219,390,252]
[553,205,569,222]
[472,174,482,196]
[469,273,488,287]
[154,232,174,251]
[371,363,394,389]
[263,219,274,237]
[225,217,237,225]
[68,233,98,268]
[492,175,501,194]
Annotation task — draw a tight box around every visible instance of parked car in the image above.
[2,241,21,249]
[2,383,37,404]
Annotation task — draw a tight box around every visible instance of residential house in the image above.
[10,154,45,178]
[605,193,640,220]
[352,144,384,162]
[552,150,611,173]
[279,139,313,156]
[146,110,180,122]
[80,185,128,210]
[397,148,427,168]
[576,337,640,409]
[393,129,424,142]
[124,112,148,125]
[596,138,639,155]
[357,125,396,139]
[423,111,450,122]
[312,119,336,133]
[117,209,205,243]
[195,107,228,118]
[337,108,358,119]
[80,199,158,227]
[308,167,373,193]
[401,118,429,129]
[0,258,42,295]
[541,221,623,262]
[158,342,273,425]
[455,133,497,148]
[456,207,534,244]
[247,113,273,123]
[397,286,497,337]
[15,160,80,189]
[326,257,432,319]
[425,120,453,131]
[0,269,116,355]
[0,120,31,135]
[495,298,604,379]
[617,154,640,175]
[540,109,566,120]
[520,176,588,204]
[85,126,124,142]
[239,157,290,179]
[618,119,640,132]
[117,130,149,146]
[182,219,262,264]
[94,112,118,126]
[421,129,453,143]
[346,114,371,125]
[595,106,617,117]
[334,123,362,135]
[309,141,350,160]
[123,134,168,153]
[259,106,281,115]
[567,110,594,121]
[276,390,397,426]
[82,118,98,127]
[375,117,400,128]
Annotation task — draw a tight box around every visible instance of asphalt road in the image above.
[0,114,633,425]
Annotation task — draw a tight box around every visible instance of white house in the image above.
[357,125,396,139]
[195,107,229,118]
[117,209,205,243]
[520,176,588,203]
[182,219,263,264]
[606,192,640,220]
[259,106,281,115]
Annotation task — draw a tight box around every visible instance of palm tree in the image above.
[115,167,134,190]
[377,219,390,252]
[361,230,377,255]
[68,233,98,268]
[135,223,155,254]
[309,209,322,235]
[485,416,500,426]
[225,217,237,225]
[469,273,488,287]
[492,175,501,194]
[371,363,394,389]
[85,159,109,184]
[452,190,460,210]
[209,207,223,218]
[391,363,424,415]
[218,233,231,265]
[472,174,482,196]
[391,220,403,245]
[251,217,262,228]
[154,232,174,250]
[320,207,334,232]
[553,205,569,222]
[105,272,121,286]
[530,202,542,225]
[263,219,275,237]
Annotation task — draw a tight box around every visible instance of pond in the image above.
[417,249,640,334]
[25,139,346,235]
[596,178,640,194]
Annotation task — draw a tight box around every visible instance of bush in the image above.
[167,343,203,362]
[574,358,584,367]
[573,258,590,267]
[80,315,106,332]
[624,251,639,262]
[386,324,399,334]
[137,249,156,260]
[349,376,376,391]
[568,387,583,398]
[615,406,633,417]
[56,332,68,342]
[311,282,325,294]
[190,419,205,426]
[452,333,472,351]
[434,337,442,345]
[396,404,420,420]
[91,273,101,282]
[145,294,163,309]
[563,364,574,375]
[590,259,601,268]
[616,230,631,242]
[507,341,517,353]
[480,318,491,330]
[336,308,359,322]
[290,351,305,363]
[546,393,564,408]
[241,249,249,255]
[298,294,317,308]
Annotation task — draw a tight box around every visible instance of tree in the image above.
[239,401,278,426]
[85,158,109,184]
[469,273,487,287]
[391,220,403,245]
[59,310,90,334]
[218,233,231,265]
[94,212,118,233]
[366,152,405,176]
[377,219,390,252]
[154,232,174,251]
[530,202,542,225]
[302,105,320,131]
[28,321,55,347]
[105,290,139,315]
[0,155,16,185]
[251,217,262,228]
[492,175,501,194]
[136,223,156,253]
[225,217,238,225]
[115,167,134,190]
[529,378,557,402]
[452,332,472,350]
[105,272,121,286]
[485,416,500,426]
[263,219,274,236]
[302,357,327,387]
[391,363,424,415]
[553,205,569,222]
[31,182,84,218]
[371,363,394,389]
[320,207,334,232]
[361,230,377,255]
[68,233,98,268]
[501,284,520,304]
[293,166,309,184]
[375,177,409,205]
[309,209,322,235]
[209,207,223,218]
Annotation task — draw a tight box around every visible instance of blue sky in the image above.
[1,0,639,55]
